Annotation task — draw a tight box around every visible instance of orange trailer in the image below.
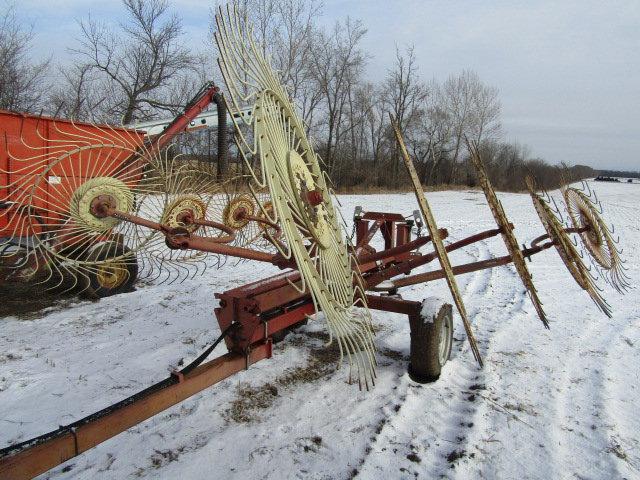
[0,82,225,296]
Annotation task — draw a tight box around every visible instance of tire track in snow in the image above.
[454,261,558,479]
[544,186,640,479]
[603,315,640,477]
[456,184,640,479]
[442,243,552,479]
[545,311,624,478]
[356,238,532,478]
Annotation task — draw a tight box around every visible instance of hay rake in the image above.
[0,3,630,478]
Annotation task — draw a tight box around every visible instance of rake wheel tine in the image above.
[551,197,564,222]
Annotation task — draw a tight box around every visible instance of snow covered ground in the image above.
[1,181,639,479]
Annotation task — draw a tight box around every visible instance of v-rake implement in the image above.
[0,3,629,478]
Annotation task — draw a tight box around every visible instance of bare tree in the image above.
[49,63,105,120]
[441,70,473,182]
[441,69,501,182]
[364,82,387,170]
[382,45,429,186]
[271,0,322,133]
[70,0,198,124]
[0,3,49,112]
[470,81,501,144]
[310,17,367,176]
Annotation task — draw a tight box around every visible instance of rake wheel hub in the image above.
[287,149,332,250]
[70,177,133,232]
[162,195,207,233]
[579,210,601,245]
[562,186,626,289]
[95,261,129,289]
[89,195,116,218]
[223,195,255,229]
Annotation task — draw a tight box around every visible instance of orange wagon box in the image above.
[0,110,145,239]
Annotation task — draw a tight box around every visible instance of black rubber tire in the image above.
[408,302,453,383]
[81,242,138,299]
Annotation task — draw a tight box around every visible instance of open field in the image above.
[1,180,638,479]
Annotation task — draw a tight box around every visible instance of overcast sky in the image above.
[15,0,640,171]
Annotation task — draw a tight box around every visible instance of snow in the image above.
[420,296,447,324]
[1,181,639,479]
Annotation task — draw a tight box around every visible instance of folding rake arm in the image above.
[90,201,282,264]
[531,225,590,248]
[356,228,447,264]
[361,226,507,290]
[164,232,279,263]
[390,238,556,289]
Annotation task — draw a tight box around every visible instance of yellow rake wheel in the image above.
[562,186,629,293]
[215,3,376,388]
[467,141,548,328]
[69,177,134,232]
[131,164,248,283]
[391,116,482,366]
[0,132,167,294]
[526,177,611,317]
[162,195,208,234]
[95,261,130,290]
[222,195,255,230]
[82,241,139,298]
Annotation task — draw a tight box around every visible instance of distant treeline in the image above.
[597,170,640,179]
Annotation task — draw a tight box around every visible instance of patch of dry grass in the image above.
[223,331,342,423]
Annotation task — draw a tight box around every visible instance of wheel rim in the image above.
[438,315,451,366]
[95,262,129,289]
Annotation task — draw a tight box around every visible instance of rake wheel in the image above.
[390,116,482,366]
[0,127,167,293]
[526,177,611,317]
[81,241,138,298]
[222,195,254,230]
[162,195,208,234]
[192,172,278,253]
[562,186,629,292]
[468,141,548,327]
[215,3,376,388]
[132,161,240,283]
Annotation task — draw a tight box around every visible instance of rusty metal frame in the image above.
[0,343,272,480]
[101,206,282,264]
